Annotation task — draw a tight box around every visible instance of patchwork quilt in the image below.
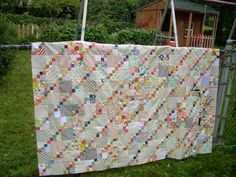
[31,41,219,176]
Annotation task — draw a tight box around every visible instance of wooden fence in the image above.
[190,34,213,48]
[15,24,42,40]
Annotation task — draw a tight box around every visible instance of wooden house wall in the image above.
[135,1,166,29]
[192,13,204,35]
[176,11,189,46]
[175,11,204,46]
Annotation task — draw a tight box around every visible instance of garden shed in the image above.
[136,0,219,47]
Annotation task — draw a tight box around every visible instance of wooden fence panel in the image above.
[15,24,42,40]
[190,34,213,48]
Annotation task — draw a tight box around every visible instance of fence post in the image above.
[213,40,232,145]
[22,24,25,39]
[217,40,235,145]
[18,24,21,39]
[36,25,39,39]
[31,24,34,35]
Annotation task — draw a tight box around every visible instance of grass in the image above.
[0,51,236,177]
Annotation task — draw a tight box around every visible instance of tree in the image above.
[0,14,18,79]
[29,0,80,18]
[0,0,20,12]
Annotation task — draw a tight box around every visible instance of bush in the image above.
[0,16,18,45]
[19,34,39,44]
[111,28,159,45]
[204,26,213,35]
[40,22,111,43]
[40,21,76,42]
[0,15,18,79]
[85,24,112,43]
[90,18,134,34]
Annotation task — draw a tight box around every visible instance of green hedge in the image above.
[112,28,157,45]
[1,13,159,46]
[40,23,112,43]
[39,21,158,45]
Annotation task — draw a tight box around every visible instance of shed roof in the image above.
[137,0,218,15]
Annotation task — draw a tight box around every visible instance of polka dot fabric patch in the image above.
[31,41,219,176]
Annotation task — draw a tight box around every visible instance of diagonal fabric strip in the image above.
[31,41,219,176]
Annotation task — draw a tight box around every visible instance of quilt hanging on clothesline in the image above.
[31,41,219,176]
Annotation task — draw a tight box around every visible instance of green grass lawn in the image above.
[0,51,236,177]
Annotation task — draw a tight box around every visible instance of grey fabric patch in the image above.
[58,56,71,68]
[60,105,73,116]
[80,148,97,160]
[59,80,72,93]
[166,97,178,109]
[62,128,73,140]
[185,117,194,128]
[158,64,168,77]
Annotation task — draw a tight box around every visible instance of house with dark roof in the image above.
[136,0,219,47]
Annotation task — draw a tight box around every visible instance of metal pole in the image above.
[202,4,207,35]
[228,18,236,40]
[213,41,231,145]
[212,12,219,48]
[75,0,85,40]
[218,40,235,145]
[81,0,88,41]
[170,0,179,47]
[201,4,207,47]
[214,18,236,145]
[0,44,31,50]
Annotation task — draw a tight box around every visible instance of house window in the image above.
[161,11,171,32]
[184,22,194,38]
